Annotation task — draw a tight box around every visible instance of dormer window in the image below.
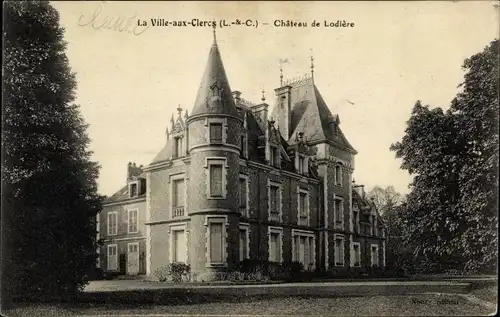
[335,165,343,186]
[129,182,138,198]
[210,123,223,143]
[270,146,279,167]
[174,137,183,158]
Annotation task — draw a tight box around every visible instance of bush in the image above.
[153,266,170,282]
[154,263,191,282]
[283,261,304,281]
[169,263,191,282]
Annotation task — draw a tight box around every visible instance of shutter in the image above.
[210,165,223,196]
[270,233,278,262]
[239,179,246,207]
[174,230,186,263]
[210,223,223,263]
[210,123,223,142]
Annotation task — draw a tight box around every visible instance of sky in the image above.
[51,1,499,197]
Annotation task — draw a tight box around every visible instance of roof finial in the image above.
[279,58,288,86]
[177,105,183,117]
[212,23,217,45]
[310,48,314,82]
[261,88,266,102]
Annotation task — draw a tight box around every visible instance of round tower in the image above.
[185,28,242,281]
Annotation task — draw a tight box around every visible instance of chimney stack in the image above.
[127,162,144,181]
[353,184,365,198]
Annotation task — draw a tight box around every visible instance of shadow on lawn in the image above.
[13,290,363,310]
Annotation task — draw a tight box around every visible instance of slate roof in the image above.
[104,184,146,204]
[151,139,173,164]
[191,36,238,117]
[271,77,357,154]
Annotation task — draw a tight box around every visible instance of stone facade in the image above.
[98,33,386,280]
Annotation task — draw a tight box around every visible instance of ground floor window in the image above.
[292,230,315,270]
[268,227,283,263]
[334,234,344,266]
[170,223,188,264]
[239,223,250,261]
[107,244,118,270]
[205,216,228,266]
[351,242,361,267]
[371,244,379,266]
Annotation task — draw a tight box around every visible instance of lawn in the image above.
[4,293,496,316]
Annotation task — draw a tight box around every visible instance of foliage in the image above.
[2,0,104,299]
[367,185,406,215]
[154,263,191,282]
[390,40,499,273]
[233,260,306,281]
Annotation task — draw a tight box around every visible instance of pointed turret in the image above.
[190,26,238,117]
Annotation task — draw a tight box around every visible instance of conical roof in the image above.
[191,34,238,117]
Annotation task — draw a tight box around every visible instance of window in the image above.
[371,244,379,266]
[210,223,224,263]
[353,211,360,234]
[292,230,315,270]
[210,165,223,197]
[210,123,223,143]
[334,198,343,226]
[298,156,304,173]
[269,184,280,220]
[173,229,186,263]
[298,189,309,226]
[205,158,227,199]
[205,216,227,266]
[373,216,378,236]
[128,209,138,233]
[172,178,185,217]
[270,146,279,167]
[129,182,138,198]
[107,244,118,270]
[334,235,344,266]
[107,212,118,236]
[239,224,250,261]
[174,137,183,158]
[239,176,248,216]
[269,233,281,262]
[352,242,361,267]
[240,135,246,157]
[335,165,343,186]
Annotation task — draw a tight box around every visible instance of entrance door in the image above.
[127,243,139,275]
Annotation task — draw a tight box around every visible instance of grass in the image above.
[4,293,496,316]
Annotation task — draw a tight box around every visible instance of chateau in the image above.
[98,31,386,280]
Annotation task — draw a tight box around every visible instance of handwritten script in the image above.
[78,2,150,36]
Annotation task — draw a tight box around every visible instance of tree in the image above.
[367,186,410,271]
[367,185,405,215]
[390,40,498,273]
[2,1,103,300]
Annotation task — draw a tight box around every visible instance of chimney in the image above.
[353,184,365,198]
[232,91,242,108]
[274,85,292,139]
[127,162,143,181]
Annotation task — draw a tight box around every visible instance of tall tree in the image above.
[367,185,405,215]
[390,40,498,273]
[2,1,103,299]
